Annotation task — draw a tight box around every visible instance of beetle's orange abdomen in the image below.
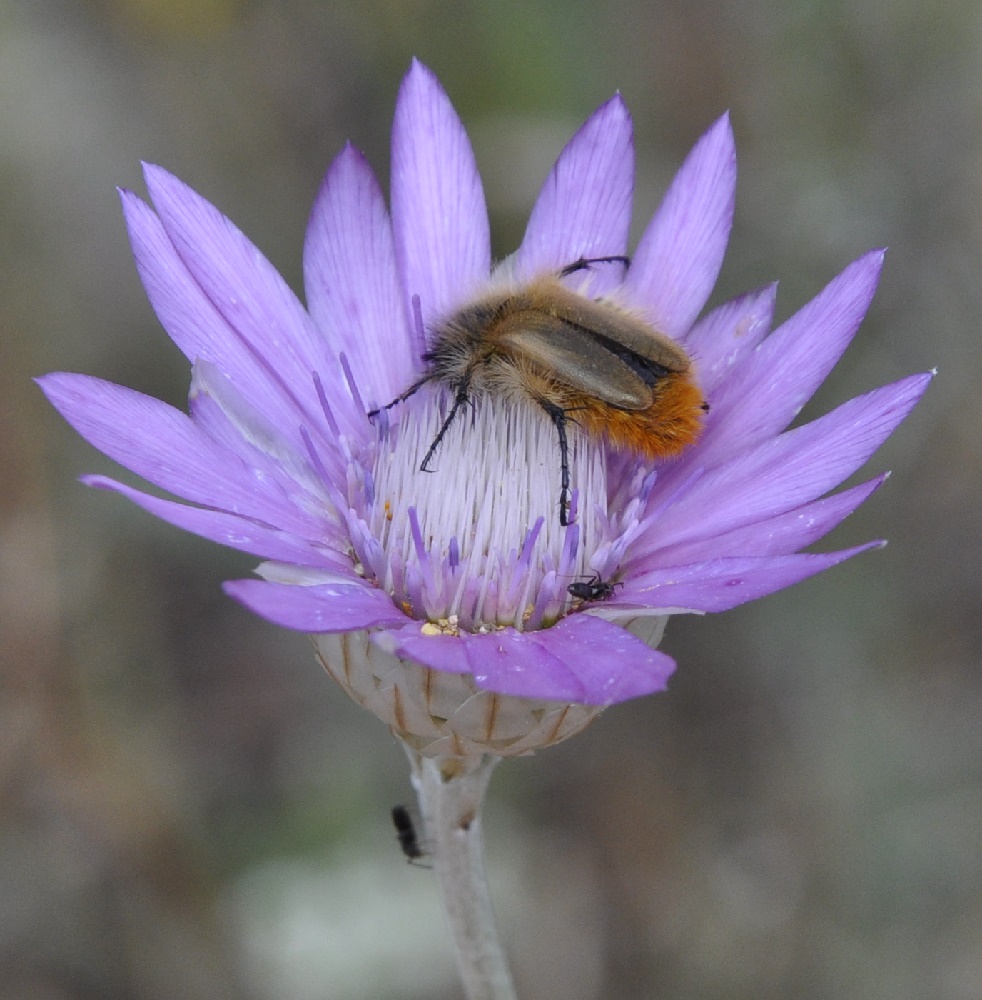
[558,372,706,458]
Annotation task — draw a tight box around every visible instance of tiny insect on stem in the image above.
[391,804,429,866]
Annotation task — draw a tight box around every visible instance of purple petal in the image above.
[187,359,345,498]
[641,373,931,553]
[224,579,408,631]
[626,114,736,338]
[372,623,472,674]
[374,615,676,706]
[515,95,633,290]
[121,190,325,457]
[681,284,776,396]
[622,543,882,613]
[391,60,491,328]
[695,251,885,464]
[303,144,415,407]
[463,629,586,701]
[83,475,350,566]
[646,475,886,565]
[121,189,228,365]
[142,165,364,441]
[38,373,323,537]
[528,614,677,704]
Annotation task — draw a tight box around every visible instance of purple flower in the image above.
[39,61,930,753]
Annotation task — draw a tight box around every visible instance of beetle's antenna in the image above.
[559,255,631,277]
[367,374,432,419]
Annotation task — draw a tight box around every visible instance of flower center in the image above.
[359,388,608,631]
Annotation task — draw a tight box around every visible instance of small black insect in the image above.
[567,574,622,602]
[391,805,427,865]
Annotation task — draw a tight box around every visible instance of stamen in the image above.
[410,293,427,361]
[299,425,347,514]
[518,517,544,570]
[338,353,367,419]
[526,569,563,630]
[560,521,580,577]
[639,469,658,504]
[311,371,341,438]
[374,405,390,443]
[404,562,427,618]
[407,506,429,568]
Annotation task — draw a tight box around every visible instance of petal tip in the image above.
[855,246,887,279]
[705,111,736,156]
[402,58,441,97]
[595,91,632,125]
[141,162,187,204]
[34,371,76,401]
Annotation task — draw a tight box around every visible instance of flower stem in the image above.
[404,748,517,1000]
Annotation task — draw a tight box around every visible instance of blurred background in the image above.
[2,0,979,997]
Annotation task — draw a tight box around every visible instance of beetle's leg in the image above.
[537,398,574,526]
[419,375,473,472]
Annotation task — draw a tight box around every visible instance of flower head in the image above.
[40,61,930,756]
